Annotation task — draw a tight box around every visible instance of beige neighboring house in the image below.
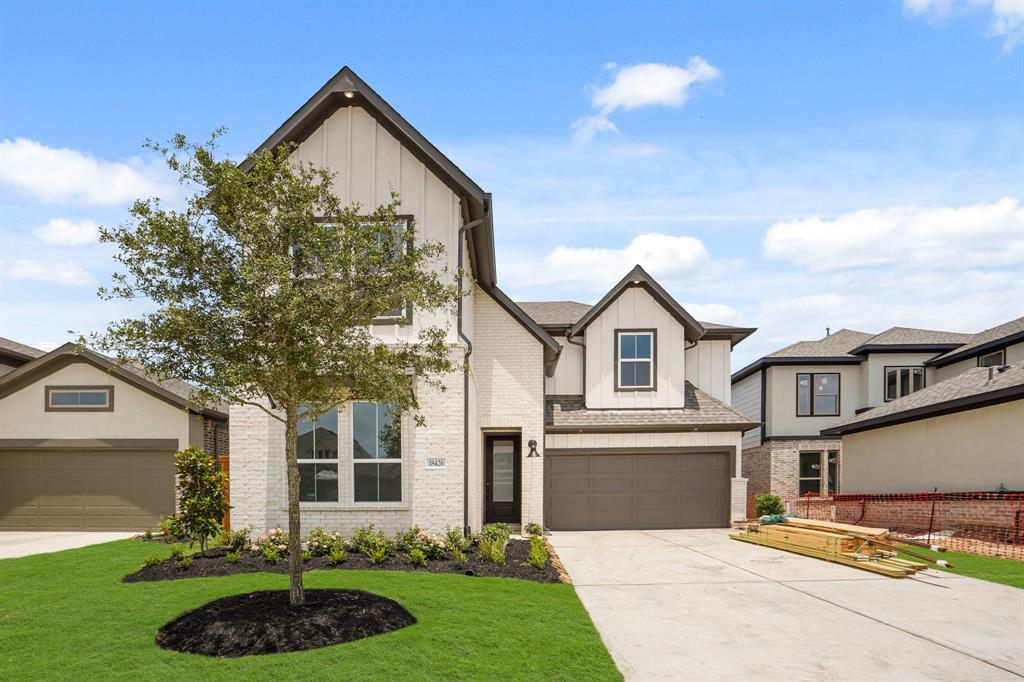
[822,362,1024,493]
[732,316,1024,501]
[229,67,759,536]
[0,341,228,531]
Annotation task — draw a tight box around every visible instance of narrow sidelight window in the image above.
[884,366,925,401]
[297,406,339,502]
[616,330,655,390]
[353,402,402,503]
[796,373,840,416]
[827,451,839,494]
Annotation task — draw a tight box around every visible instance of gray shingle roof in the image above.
[854,326,972,348]
[823,361,1024,435]
[0,337,45,361]
[766,328,874,358]
[929,317,1024,365]
[546,383,758,432]
[515,301,593,328]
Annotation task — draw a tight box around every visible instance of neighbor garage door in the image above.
[545,451,730,530]
[0,449,175,531]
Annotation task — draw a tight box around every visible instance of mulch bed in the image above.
[156,589,414,657]
[125,539,561,584]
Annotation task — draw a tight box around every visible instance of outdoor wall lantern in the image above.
[526,439,540,458]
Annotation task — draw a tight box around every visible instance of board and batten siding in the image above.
[583,286,688,409]
[684,339,732,404]
[732,371,762,449]
[293,106,463,344]
[546,336,584,395]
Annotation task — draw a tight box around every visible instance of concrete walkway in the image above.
[550,528,1024,682]
[0,531,136,559]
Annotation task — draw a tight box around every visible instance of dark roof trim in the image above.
[821,385,1024,436]
[0,347,39,363]
[926,330,1024,367]
[486,287,562,376]
[732,356,863,383]
[568,265,705,339]
[702,327,757,348]
[0,438,180,451]
[547,423,757,434]
[0,344,227,419]
[850,343,964,355]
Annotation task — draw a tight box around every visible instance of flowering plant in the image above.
[251,526,290,555]
[307,527,347,557]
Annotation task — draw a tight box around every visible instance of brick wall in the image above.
[203,417,229,457]
[742,438,843,509]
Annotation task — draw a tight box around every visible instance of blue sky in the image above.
[1,0,1022,368]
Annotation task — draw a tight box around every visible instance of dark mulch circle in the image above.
[125,539,561,584]
[156,589,415,657]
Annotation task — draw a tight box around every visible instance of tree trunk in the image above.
[284,402,304,606]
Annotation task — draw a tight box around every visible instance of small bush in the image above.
[328,548,347,565]
[142,529,153,541]
[481,523,512,543]
[175,555,193,571]
[524,522,543,537]
[158,515,185,541]
[220,528,250,553]
[523,536,548,570]
[407,548,427,566]
[251,527,289,556]
[755,493,785,517]
[225,551,241,564]
[365,545,389,565]
[142,554,163,568]
[450,546,467,563]
[169,544,186,559]
[395,527,447,559]
[479,537,507,566]
[262,546,279,564]
[351,525,395,560]
[445,526,470,553]
[302,550,312,563]
[307,527,346,557]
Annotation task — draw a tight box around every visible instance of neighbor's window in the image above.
[827,451,839,494]
[45,386,112,410]
[978,349,1005,367]
[353,402,402,503]
[799,452,822,496]
[617,330,655,390]
[297,406,339,503]
[796,373,840,416]
[885,367,925,401]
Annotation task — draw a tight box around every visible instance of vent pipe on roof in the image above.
[826,327,831,336]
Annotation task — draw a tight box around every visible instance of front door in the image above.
[485,435,521,524]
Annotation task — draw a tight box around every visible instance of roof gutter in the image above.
[458,207,487,536]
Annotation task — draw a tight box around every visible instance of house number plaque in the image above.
[426,458,447,469]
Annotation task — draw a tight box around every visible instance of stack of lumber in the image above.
[730,517,930,578]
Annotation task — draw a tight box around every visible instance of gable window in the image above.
[616,330,655,390]
[297,406,339,502]
[371,219,412,324]
[978,349,1005,367]
[353,402,402,502]
[796,373,839,416]
[45,386,113,411]
[885,366,925,401]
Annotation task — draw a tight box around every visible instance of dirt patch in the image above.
[125,539,561,584]
[156,589,414,657]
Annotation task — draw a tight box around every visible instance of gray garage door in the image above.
[0,449,175,531]
[545,451,730,530]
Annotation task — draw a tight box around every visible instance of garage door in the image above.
[545,451,730,530]
[0,449,175,531]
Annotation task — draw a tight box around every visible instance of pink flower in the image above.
[277,544,286,551]
[250,544,258,551]
[258,533,267,541]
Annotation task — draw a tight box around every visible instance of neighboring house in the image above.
[732,316,1024,500]
[230,67,759,536]
[0,341,228,531]
[821,362,1024,493]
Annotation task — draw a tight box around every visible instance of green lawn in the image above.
[896,545,1024,589]
[0,540,621,681]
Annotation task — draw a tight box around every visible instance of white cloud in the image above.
[572,59,720,144]
[763,197,1024,272]
[682,302,743,325]
[903,0,1024,50]
[0,138,174,204]
[34,218,100,245]
[4,259,94,287]
[33,341,61,352]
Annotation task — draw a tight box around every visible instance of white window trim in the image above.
[884,366,925,402]
[350,401,405,505]
[296,407,340,504]
[977,349,1005,367]
[616,330,655,390]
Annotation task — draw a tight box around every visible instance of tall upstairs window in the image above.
[796,373,840,416]
[616,330,655,390]
[885,366,925,401]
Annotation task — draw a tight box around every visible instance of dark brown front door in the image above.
[485,435,521,524]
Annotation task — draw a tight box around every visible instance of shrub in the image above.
[169,544,186,559]
[142,554,163,568]
[142,529,153,541]
[350,525,395,560]
[157,514,185,541]
[307,527,346,557]
[479,537,507,566]
[220,528,250,553]
[262,546,279,564]
[396,527,447,559]
[174,446,229,552]
[445,526,470,553]
[175,555,193,571]
[328,548,347,565]
[481,523,512,543]
[302,551,312,563]
[755,493,785,517]
[366,545,389,564]
[524,522,543,537]
[226,551,241,564]
[523,536,548,570]
[407,548,427,566]
[450,546,467,563]
[251,527,289,556]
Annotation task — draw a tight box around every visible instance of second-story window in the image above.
[616,330,655,390]
[885,366,925,401]
[978,349,1005,367]
[796,373,839,416]
[372,219,411,324]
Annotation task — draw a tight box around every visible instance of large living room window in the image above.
[884,366,925,401]
[353,402,402,503]
[978,349,1005,367]
[796,373,839,416]
[45,386,113,411]
[297,406,339,502]
[616,330,655,390]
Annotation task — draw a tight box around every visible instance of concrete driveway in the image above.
[550,528,1024,682]
[0,531,136,559]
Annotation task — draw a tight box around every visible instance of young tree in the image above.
[86,132,461,606]
[174,446,229,553]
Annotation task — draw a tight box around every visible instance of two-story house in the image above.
[229,67,759,535]
[732,317,1024,500]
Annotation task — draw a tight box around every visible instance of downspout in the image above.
[458,209,487,536]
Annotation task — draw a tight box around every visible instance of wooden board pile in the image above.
[730,517,930,578]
